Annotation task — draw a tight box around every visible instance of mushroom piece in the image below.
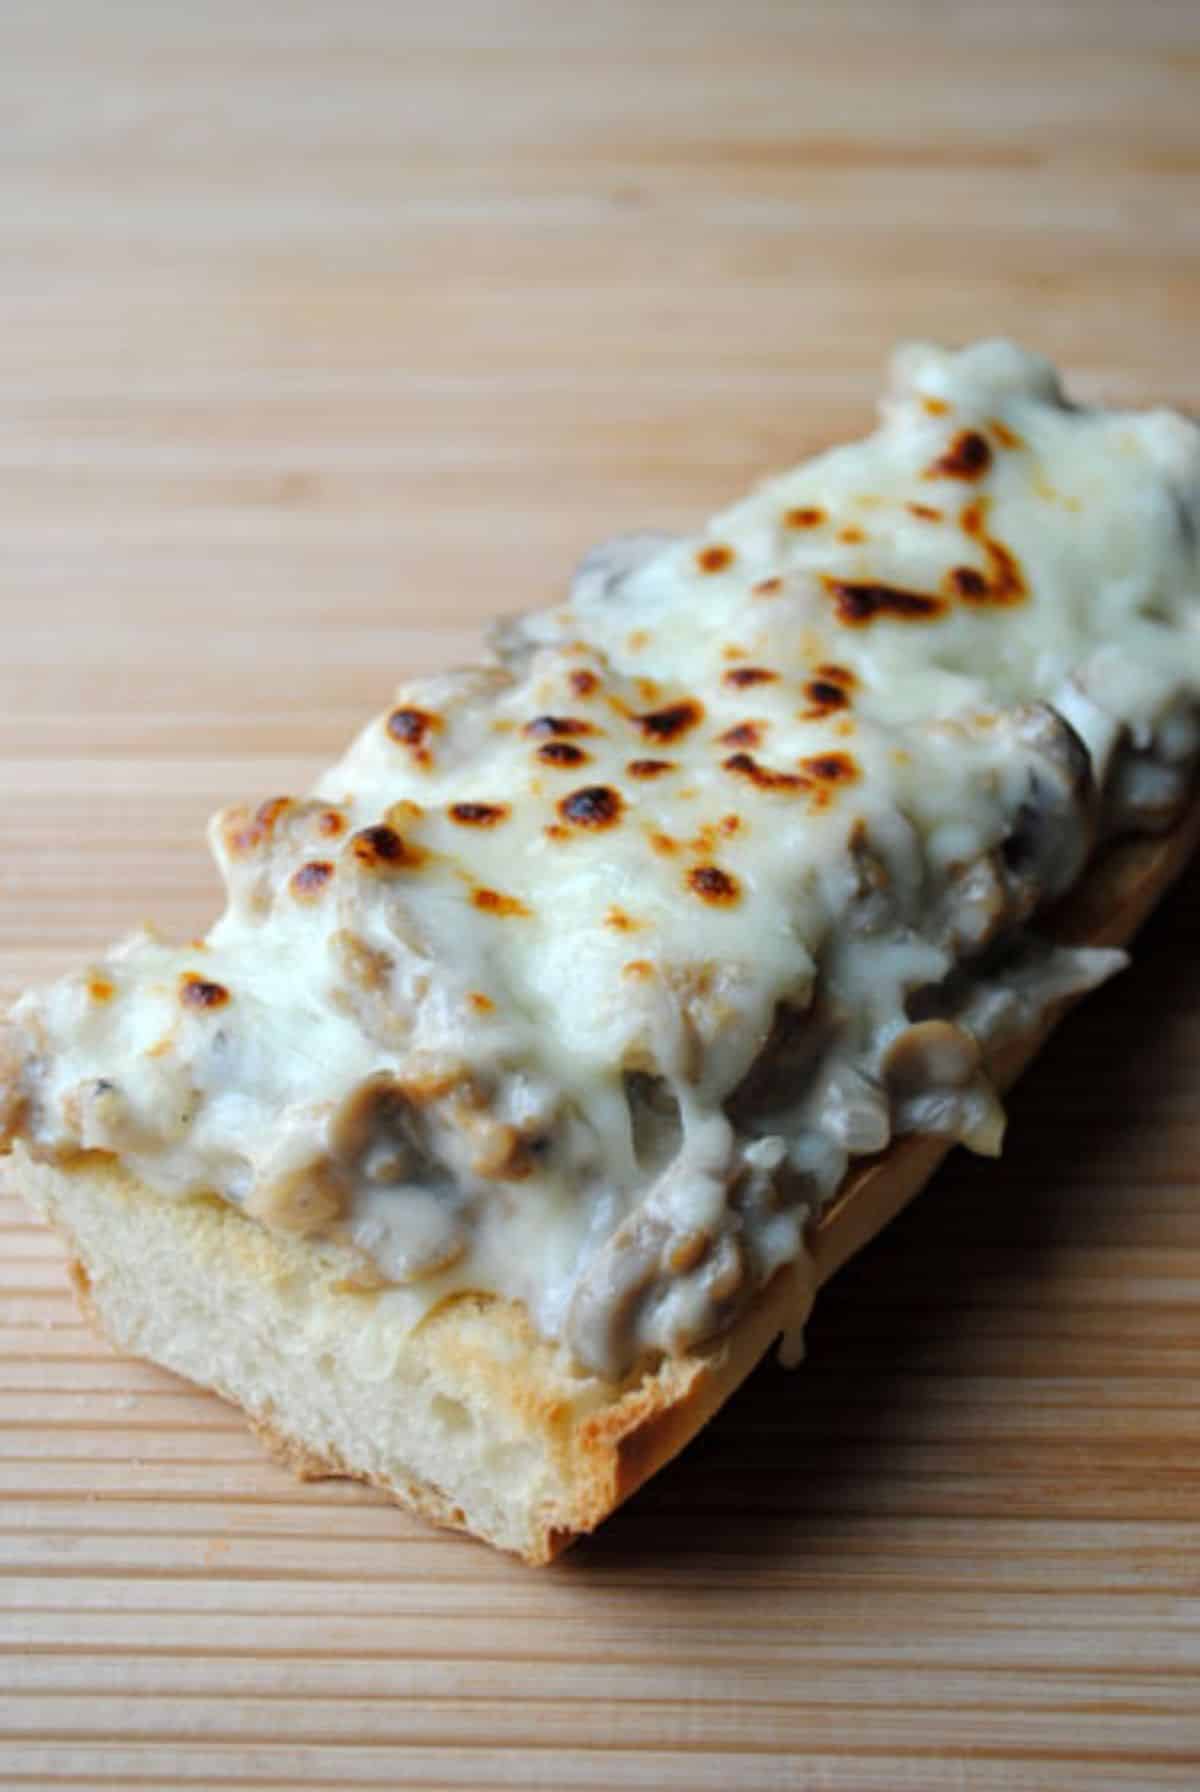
[246,1157,350,1238]
[881,1021,1005,1155]
[726,997,830,1125]
[881,1018,981,1097]
[997,702,1096,909]
[940,851,1011,956]
[330,1074,431,1178]
[565,1201,759,1380]
[813,1063,891,1156]
[565,1206,675,1378]
[845,829,898,937]
[327,929,423,1050]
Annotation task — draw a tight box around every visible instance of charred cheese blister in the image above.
[5,340,1200,1379]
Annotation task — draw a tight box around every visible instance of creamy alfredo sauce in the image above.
[4,341,1200,1379]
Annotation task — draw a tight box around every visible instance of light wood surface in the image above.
[3,3,1200,1786]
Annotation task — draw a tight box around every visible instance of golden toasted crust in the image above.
[11,797,1200,1563]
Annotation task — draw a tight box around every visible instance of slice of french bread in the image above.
[10,797,1199,1562]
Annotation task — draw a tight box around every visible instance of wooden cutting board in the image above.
[2,3,1199,1785]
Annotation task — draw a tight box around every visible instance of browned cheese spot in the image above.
[559,785,624,829]
[800,751,859,785]
[627,757,675,778]
[472,887,532,918]
[908,502,944,523]
[816,662,856,687]
[989,418,1025,451]
[623,959,654,980]
[723,750,808,793]
[722,666,778,689]
[386,708,440,767]
[837,525,866,544]
[947,564,989,602]
[317,809,346,838]
[449,801,510,827]
[648,831,680,855]
[688,864,741,905]
[626,629,651,652]
[350,824,422,870]
[181,972,230,1010]
[523,714,596,739]
[718,721,763,749]
[634,699,704,743]
[926,429,992,480]
[823,578,945,627]
[468,991,495,1013]
[956,498,1027,605]
[696,543,735,574]
[87,977,114,1002]
[569,668,600,697]
[752,575,784,597]
[224,795,293,856]
[923,397,950,417]
[537,740,589,768]
[784,505,825,529]
[256,796,291,831]
[290,859,334,899]
[691,814,742,856]
[605,906,644,933]
[801,677,851,718]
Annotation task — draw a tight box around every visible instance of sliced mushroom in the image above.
[894,1082,1006,1156]
[881,1019,981,1097]
[939,851,1011,956]
[565,1196,759,1380]
[845,829,897,936]
[815,1063,891,1156]
[998,702,1096,908]
[246,1157,350,1238]
[565,1205,674,1377]
[726,997,830,1124]
[327,929,419,1049]
[330,1074,429,1174]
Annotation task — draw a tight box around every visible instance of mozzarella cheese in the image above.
[5,341,1200,1378]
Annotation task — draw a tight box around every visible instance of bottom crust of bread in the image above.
[9,799,1200,1562]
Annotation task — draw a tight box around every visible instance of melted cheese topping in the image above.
[6,340,1200,1378]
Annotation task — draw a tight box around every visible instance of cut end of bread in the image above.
[13,1143,813,1562]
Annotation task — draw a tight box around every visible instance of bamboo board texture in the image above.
[2,3,1200,1787]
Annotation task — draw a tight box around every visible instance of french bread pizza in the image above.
[4,341,1200,1561]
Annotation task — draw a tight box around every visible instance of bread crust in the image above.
[10,797,1200,1562]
